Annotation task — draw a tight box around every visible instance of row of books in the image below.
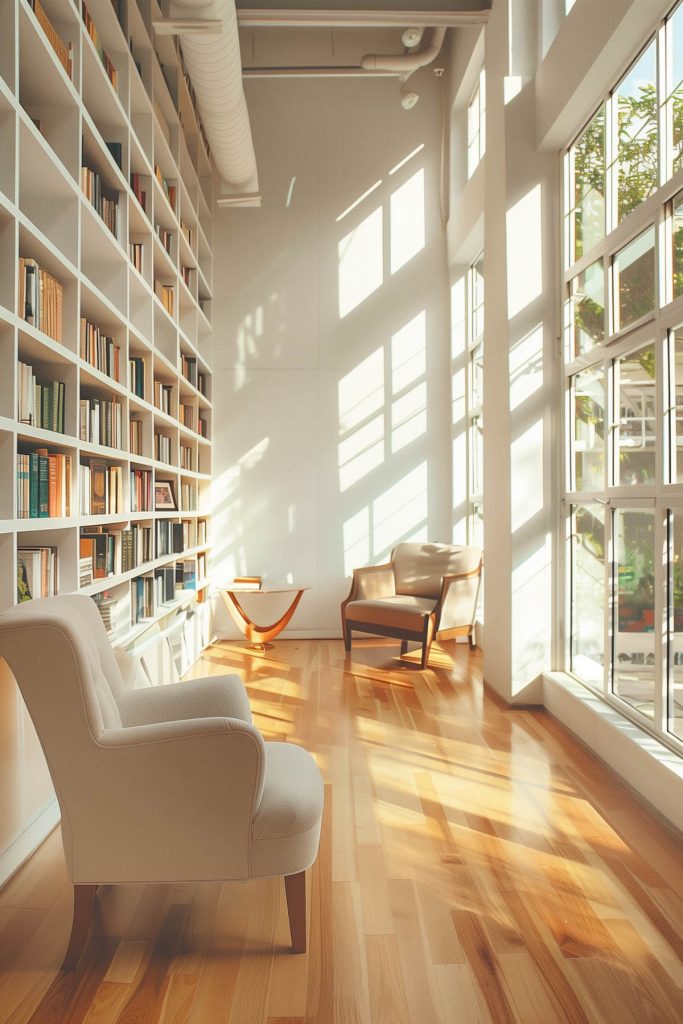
[155,165,176,211]
[79,397,123,449]
[129,418,143,456]
[80,521,154,582]
[80,461,123,515]
[28,0,73,80]
[130,173,147,212]
[155,432,172,464]
[83,2,118,90]
[18,258,63,343]
[17,545,58,602]
[179,403,195,430]
[130,242,143,273]
[180,482,196,510]
[156,281,175,316]
[181,266,193,288]
[180,444,192,470]
[132,574,154,623]
[156,225,173,255]
[17,362,66,433]
[80,318,121,381]
[131,467,152,512]
[129,356,145,399]
[198,417,208,438]
[154,381,173,414]
[156,520,185,557]
[180,354,197,388]
[81,165,118,236]
[17,450,72,518]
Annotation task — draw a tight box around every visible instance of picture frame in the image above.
[154,480,176,511]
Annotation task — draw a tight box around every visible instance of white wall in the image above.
[211,73,451,637]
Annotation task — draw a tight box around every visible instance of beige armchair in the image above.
[0,595,323,966]
[341,542,483,668]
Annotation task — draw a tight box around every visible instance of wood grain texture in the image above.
[0,637,680,1024]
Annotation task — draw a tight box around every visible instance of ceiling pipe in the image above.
[361,26,447,75]
[170,0,259,200]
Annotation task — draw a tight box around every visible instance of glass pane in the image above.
[613,509,655,718]
[669,511,683,740]
[572,366,605,491]
[571,504,605,686]
[670,5,683,173]
[673,193,683,298]
[673,330,683,482]
[615,42,658,220]
[570,106,605,261]
[471,253,484,341]
[566,260,605,358]
[615,343,656,486]
[614,226,655,330]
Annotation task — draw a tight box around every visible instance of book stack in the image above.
[129,418,142,455]
[153,381,173,413]
[232,575,262,591]
[122,523,153,572]
[180,444,192,470]
[79,556,93,588]
[131,575,154,623]
[81,165,118,235]
[176,559,196,591]
[79,397,123,448]
[180,482,196,511]
[156,281,174,317]
[82,3,117,89]
[128,356,145,399]
[154,165,176,210]
[80,459,123,515]
[28,0,73,79]
[17,362,66,433]
[179,403,195,430]
[130,173,146,212]
[130,467,152,511]
[181,354,197,387]
[17,546,59,602]
[80,529,119,580]
[18,258,63,342]
[92,592,126,637]
[130,242,143,273]
[80,318,120,381]
[154,565,175,605]
[154,433,172,464]
[155,225,173,255]
[156,520,184,557]
[16,448,72,518]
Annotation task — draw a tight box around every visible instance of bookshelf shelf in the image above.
[0,0,215,885]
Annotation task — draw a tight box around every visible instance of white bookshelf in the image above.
[0,0,215,885]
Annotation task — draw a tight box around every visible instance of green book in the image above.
[41,386,49,431]
[38,455,49,517]
[28,453,38,518]
[57,381,64,433]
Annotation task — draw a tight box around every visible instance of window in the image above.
[468,253,484,548]
[467,69,486,179]
[563,0,683,755]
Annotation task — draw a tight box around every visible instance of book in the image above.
[17,546,58,601]
[233,575,262,590]
[18,258,63,342]
[29,0,72,79]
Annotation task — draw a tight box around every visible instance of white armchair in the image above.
[341,542,483,668]
[0,594,323,966]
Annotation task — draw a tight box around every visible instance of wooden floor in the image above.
[0,638,682,1024]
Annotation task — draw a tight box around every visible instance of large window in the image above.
[563,1,683,752]
[467,69,486,179]
[468,253,484,547]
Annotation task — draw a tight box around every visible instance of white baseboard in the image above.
[0,799,61,889]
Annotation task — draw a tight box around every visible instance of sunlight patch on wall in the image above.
[339,415,384,491]
[507,184,542,318]
[512,534,552,690]
[338,206,383,317]
[510,323,543,411]
[452,366,466,426]
[373,462,428,554]
[511,419,544,533]
[391,311,426,393]
[338,348,384,433]
[343,506,370,576]
[390,169,425,275]
[450,276,467,358]
[392,382,426,453]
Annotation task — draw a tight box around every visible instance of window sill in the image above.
[543,671,683,833]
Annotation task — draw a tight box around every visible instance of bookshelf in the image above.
[0,0,215,885]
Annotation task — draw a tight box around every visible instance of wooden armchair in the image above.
[341,542,483,668]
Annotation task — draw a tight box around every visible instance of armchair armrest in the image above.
[436,563,483,632]
[117,674,252,728]
[344,562,395,603]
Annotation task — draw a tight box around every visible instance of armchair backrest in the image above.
[392,543,482,600]
[0,594,126,797]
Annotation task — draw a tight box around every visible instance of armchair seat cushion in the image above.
[344,595,437,633]
[251,742,324,878]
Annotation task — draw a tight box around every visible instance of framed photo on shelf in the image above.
[154,480,177,510]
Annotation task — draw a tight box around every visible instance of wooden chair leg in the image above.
[400,639,409,655]
[421,619,436,669]
[61,884,97,971]
[284,871,307,954]
[343,623,352,652]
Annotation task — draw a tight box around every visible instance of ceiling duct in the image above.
[170,0,259,201]
[361,26,447,76]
